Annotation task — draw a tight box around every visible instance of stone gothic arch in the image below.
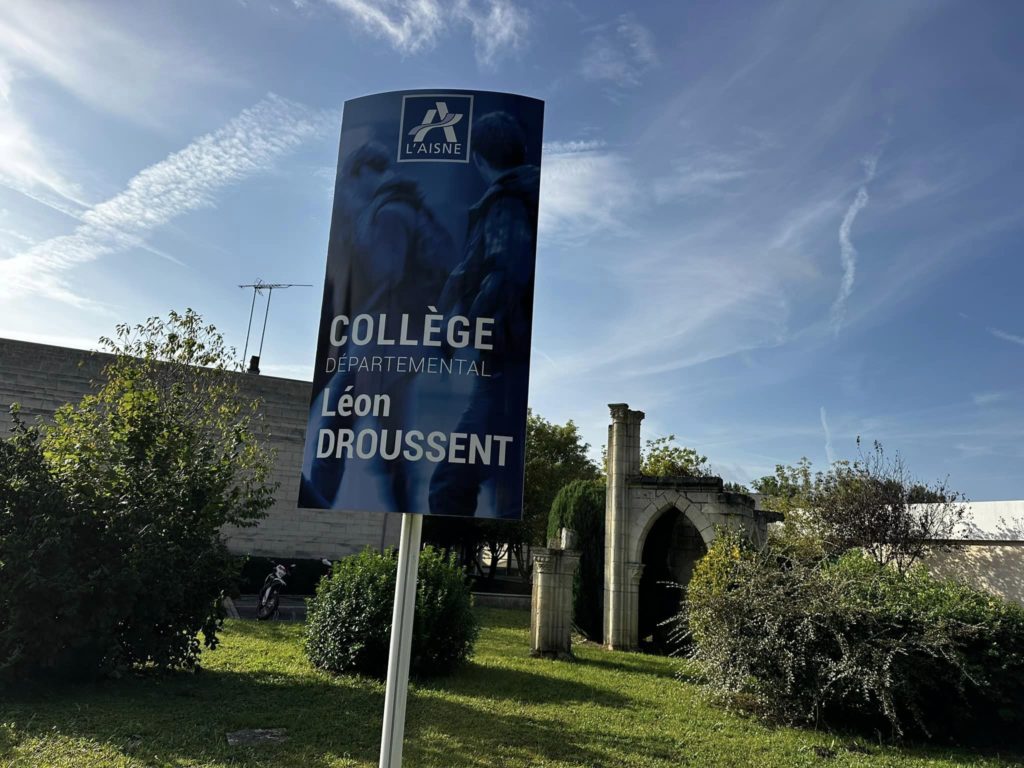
[631,498,715,565]
[603,404,776,650]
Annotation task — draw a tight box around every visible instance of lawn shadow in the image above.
[4,615,1021,768]
[418,660,631,707]
[404,693,683,767]
[0,664,384,767]
[573,649,696,682]
[698,688,1024,765]
[0,642,632,767]
[2,663,638,768]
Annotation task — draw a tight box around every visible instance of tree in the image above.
[641,435,710,477]
[3,309,276,678]
[754,445,969,573]
[752,458,824,559]
[604,434,747,488]
[547,479,606,639]
[424,410,599,580]
[810,440,968,574]
[523,410,601,540]
[752,457,816,511]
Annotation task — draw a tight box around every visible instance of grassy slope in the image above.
[0,608,1020,768]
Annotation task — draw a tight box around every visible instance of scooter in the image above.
[255,559,333,620]
[256,562,293,620]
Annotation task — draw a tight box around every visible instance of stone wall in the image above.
[0,337,400,559]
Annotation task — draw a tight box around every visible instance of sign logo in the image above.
[398,93,473,163]
[409,102,462,142]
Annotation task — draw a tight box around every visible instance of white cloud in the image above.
[0,2,234,126]
[652,153,751,204]
[538,141,638,245]
[322,0,528,65]
[616,15,657,67]
[608,266,789,378]
[972,391,1007,406]
[988,327,1024,347]
[457,0,529,67]
[534,236,791,387]
[0,94,335,308]
[0,225,34,257]
[0,58,9,101]
[542,140,605,154]
[830,152,880,334]
[0,61,84,207]
[770,197,841,253]
[581,14,657,88]
[531,134,818,396]
[324,0,443,53]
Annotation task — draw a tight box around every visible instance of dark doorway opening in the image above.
[638,509,707,652]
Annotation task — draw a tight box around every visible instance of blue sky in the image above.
[1,0,1022,498]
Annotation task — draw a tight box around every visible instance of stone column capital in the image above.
[608,403,631,422]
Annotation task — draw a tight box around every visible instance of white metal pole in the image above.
[379,512,423,768]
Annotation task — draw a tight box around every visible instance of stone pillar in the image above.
[530,533,582,659]
[604,403,644,650]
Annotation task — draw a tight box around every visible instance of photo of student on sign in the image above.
[300,90,544,521]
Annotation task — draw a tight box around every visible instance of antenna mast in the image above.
[239,280,312,373]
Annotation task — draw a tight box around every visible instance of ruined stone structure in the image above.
[530,529,581,659]
[604,404,776,650]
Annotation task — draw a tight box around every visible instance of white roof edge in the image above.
[760,498,1024,542]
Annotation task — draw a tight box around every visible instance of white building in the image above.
[923,500,1024,606]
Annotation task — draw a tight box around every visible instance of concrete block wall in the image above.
[0,337,400,559]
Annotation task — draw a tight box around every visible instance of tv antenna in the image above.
[239,280,312,373]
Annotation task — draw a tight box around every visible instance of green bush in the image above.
[547,479,605,640]
[683,533,1024,742]
[0,415,98,681]
[305,546,478,678]
[0,311,275,683]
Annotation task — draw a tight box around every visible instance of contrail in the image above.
[989,327,1024,347]
[0,93,334,308]
[830,153,880,334]
[820,405,835,465]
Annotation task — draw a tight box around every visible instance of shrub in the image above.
[413,546,480,673]
[0,311,275,682]
[683,533,1024,742]
[827,554,1024,738]
[547,479,606,640]
[0,413,101,681]
[305,546,478,678]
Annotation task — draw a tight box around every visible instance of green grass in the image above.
[1,608,1021,767]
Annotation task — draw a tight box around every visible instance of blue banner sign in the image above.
[300,89,544,520]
